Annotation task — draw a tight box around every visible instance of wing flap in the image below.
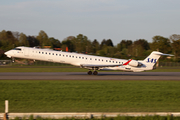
[81,64,123,68]
[81,59,133,68]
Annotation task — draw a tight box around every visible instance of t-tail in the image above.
[140,51,173,71]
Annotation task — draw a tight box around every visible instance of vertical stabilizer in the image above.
[142,51,173,70]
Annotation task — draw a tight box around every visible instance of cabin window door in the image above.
[24,48,29,57]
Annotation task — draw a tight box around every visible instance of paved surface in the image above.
[2,112,180,119]
[0,72,180,80]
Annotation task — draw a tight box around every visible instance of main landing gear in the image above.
[87,70,98,75]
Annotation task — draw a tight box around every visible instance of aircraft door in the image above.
[24,48,29,57]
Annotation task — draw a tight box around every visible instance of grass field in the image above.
[0,80,180,113]
[0,66,180,72]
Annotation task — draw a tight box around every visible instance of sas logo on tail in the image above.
[147,58,157,63]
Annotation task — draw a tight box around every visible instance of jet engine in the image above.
[128,60,143,67]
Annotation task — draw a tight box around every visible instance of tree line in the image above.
[0,30,180,61]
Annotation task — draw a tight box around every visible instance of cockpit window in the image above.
[13,48,21,51]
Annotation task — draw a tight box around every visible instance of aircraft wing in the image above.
[80,64,123,68]
[81,59,132,68]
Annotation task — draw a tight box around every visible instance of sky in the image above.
[0,0,180,45]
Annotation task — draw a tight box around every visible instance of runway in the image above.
[0,72,180,80]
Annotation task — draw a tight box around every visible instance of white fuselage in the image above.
[5,46,155,72]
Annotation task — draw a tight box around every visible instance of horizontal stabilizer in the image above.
[156,53,174,56]
[152,51,174,56]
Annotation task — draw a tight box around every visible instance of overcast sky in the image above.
[0,0,180,45]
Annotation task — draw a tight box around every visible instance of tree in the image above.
[27,36,39,47]
[100,39,107,49]
[92,39,100,54]
[0,30,18,50]
[116,40,133,58]
[49,37,61,48]
[62,39,74,52]
[132,39,150,56]
[36,30,50,47]
[170,34,180,60]
[19,33,29,46]
[134,39,150,50]
[100,39,114,49]
[12,31,20,40]
[71,34,92,53]
[106,39,114,47]
[151,36,172,54]
[117,40,132,51]
[62,36,76,52]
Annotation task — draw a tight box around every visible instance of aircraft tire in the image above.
[93,71,98,75]
[12,57,15,63]
[87,71,92,75]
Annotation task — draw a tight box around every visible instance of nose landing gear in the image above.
[12,57,15,63]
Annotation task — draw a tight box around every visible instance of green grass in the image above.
[0,66,180,72]
[0,80,180,112]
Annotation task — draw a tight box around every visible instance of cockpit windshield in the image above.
[13,48,22,51]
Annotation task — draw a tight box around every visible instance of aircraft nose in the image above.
[4,51,7,54]
[4,51,12,58]
[4,51,8,55]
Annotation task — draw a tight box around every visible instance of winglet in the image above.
[123,59,132,65]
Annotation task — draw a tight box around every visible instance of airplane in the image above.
[4,46,173,75]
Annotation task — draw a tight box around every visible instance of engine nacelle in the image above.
[128,60,142,67]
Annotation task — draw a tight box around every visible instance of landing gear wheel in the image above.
[93,71,98,75]
[12,57,15,63]
[87,71,92,75]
